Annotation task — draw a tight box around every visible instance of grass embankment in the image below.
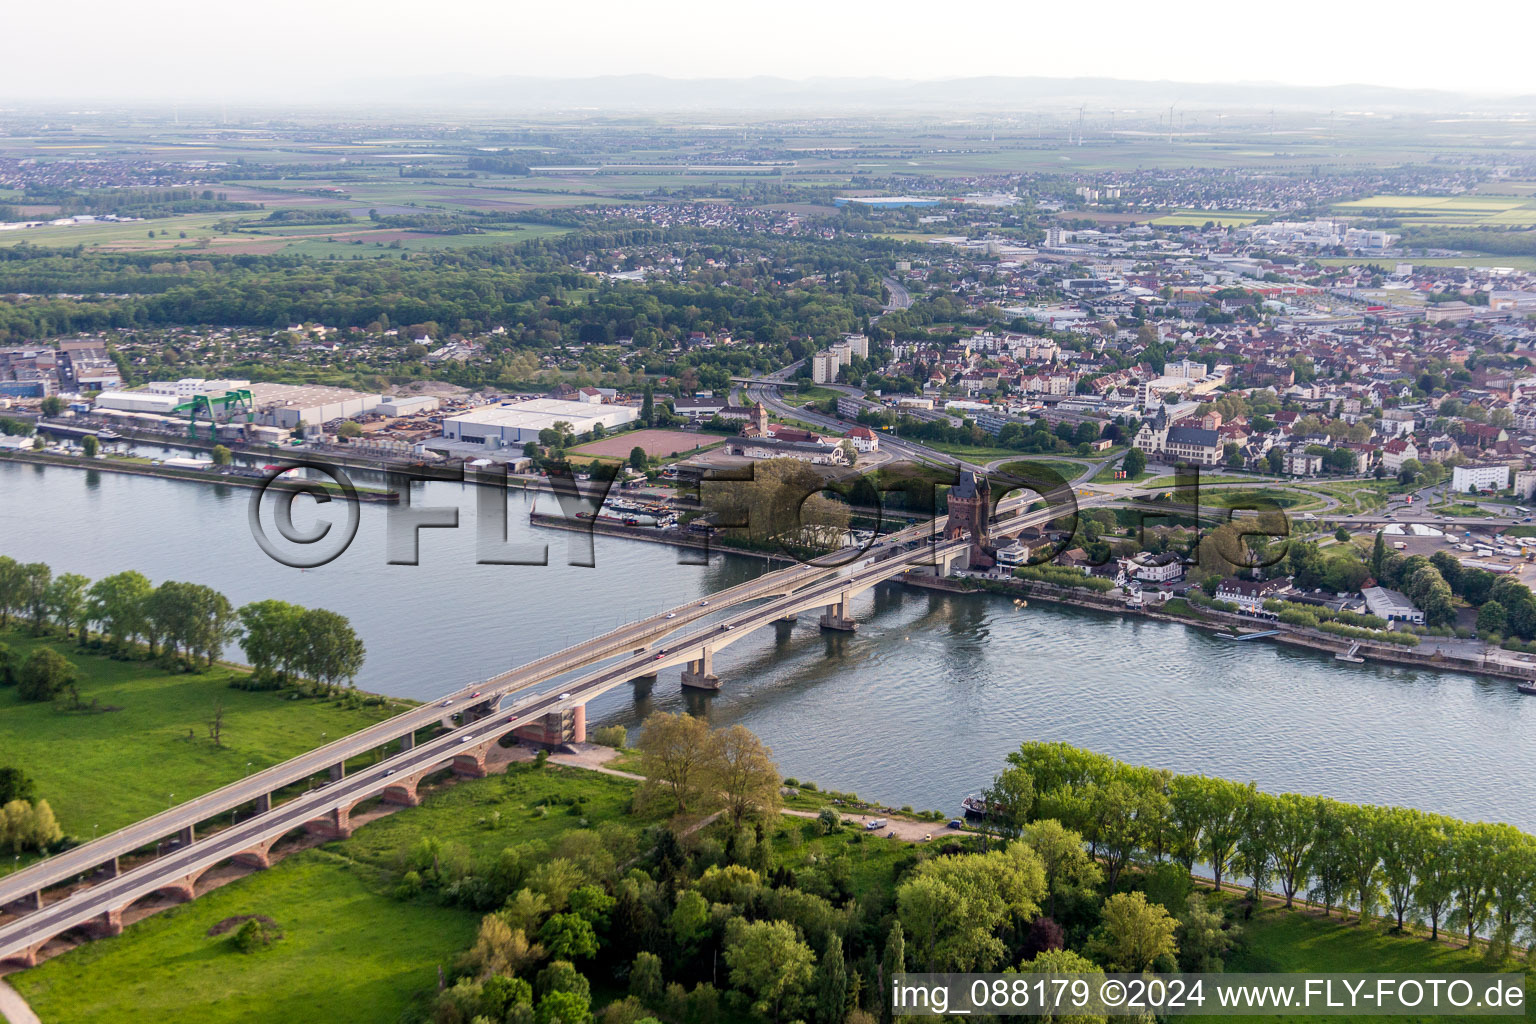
[12,764,635,1024]
[1186,906,1534,1024]
[993,459,1089,484]
[1166,486,1320,511]
[0,630,407,838]
[12,851,476,1024]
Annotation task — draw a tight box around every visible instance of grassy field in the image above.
[1333,193,1536,227]
[0,630,408,838]
[10,763,645,1024]
[11,849,475,1024]
[776,384,846,408]
[1314,255,1536,273]
[1151,210,1266,227]
[1166,486,1316,511]
[1186,906,1534,1024]
[993,458,1089,484]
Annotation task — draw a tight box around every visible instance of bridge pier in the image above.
[818,591,858,632]
[681,647,720,691]
[305,806,353,840]
[176,825,194,847]
[234,836,279,870]
[255,793,271,814]
[631,672,657,695]
[3,889,41,915]
[328,762,345,783]
[84,907,123,939]
[399,731,416,752]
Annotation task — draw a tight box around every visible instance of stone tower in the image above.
[944,469,994,566]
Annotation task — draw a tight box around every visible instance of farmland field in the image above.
[1151,210,1266,227]
[1332,193,1536,227]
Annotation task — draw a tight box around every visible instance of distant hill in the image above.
[336,73,1535,114]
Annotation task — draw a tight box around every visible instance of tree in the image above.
[1088,891,1177,972]
[20,562,51,633]
[708,724,781,827]
[0,766,35,805]
[17,647,76,702]
[540,912,599,960]
[814,933,848,1024]
[1021,819,1101,920]
[1122,448,1146,477]
[641,386,655,427]
[336,421,363,440]
[981,765,1035,841]
[1266,447,1286,475]
[1198,777,1253,892]
[1017,949,1107,1024]
[1269,794,1318,908]
[629,446,649,472]
[1477,600,1507,638]
[1176,894,1237,972]
[86,570,153,650]
[0,556,23,627]
[1370,531,1387,577]
[207,699,227,748]
[297,608,366,690]
[1412,816,1456,941]
[46,573,90,642]
[39,396,64,417]
[238,599,305,684]
[878,922,904,1024]
[630,951,664,1006]
[81,434,99,458]
[1334,526,1351,543]
[724,918,815,1024]
[636,712,715,814]
[897,842,1045,971]
[211,444,233,465]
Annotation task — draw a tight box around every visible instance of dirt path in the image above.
[0,978,40,1024]
[782,807,948,843]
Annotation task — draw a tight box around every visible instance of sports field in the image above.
[570,429,718,459]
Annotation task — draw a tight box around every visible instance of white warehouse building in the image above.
[442,398,639,448]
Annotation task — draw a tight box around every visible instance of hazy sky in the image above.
[8,0,1535,101]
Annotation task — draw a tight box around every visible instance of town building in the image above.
[1134,406,1221,466]
[1451,462,1511,493]
[1362,586,1425,625]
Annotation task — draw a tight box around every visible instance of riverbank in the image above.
[0,450,401,502]
[0,630,412,844]
[6,738,1524,1024]
[903,573,1536,686]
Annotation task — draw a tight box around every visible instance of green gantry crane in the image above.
[173,388,254,442]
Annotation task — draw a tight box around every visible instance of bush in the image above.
[1013,565,1117,592]
[17,648,76,702]
[232,917,282,952]
[816,807,841,835]
[588,725,627,748]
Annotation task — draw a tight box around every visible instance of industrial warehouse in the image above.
[440,398,639,448]
[88,379,441,442]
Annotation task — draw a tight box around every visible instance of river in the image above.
[3,459,1533,831]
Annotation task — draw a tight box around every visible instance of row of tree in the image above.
[0,556,364,689]
[994,741,1535,948]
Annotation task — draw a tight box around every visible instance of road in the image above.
[880,276,912,313]
[0,553,849,918]
[0,487,1087,965]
